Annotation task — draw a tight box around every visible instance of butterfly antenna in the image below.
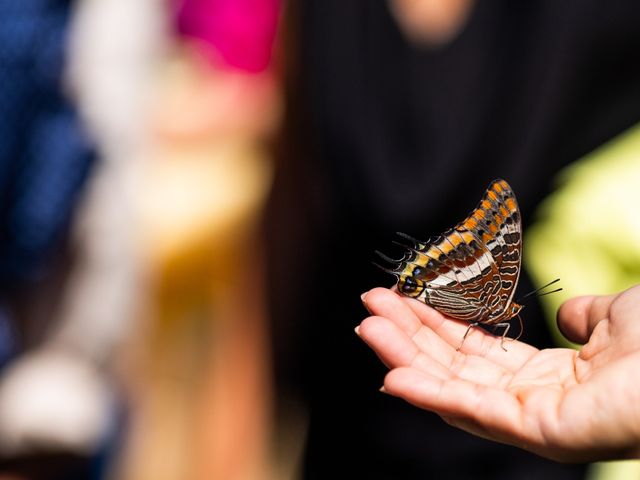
[535,287,563,298]
[517,278,561,302]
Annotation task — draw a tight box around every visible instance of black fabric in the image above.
[267,1,640,478]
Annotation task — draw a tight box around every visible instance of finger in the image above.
[359,315,513,386]
[358,314,454,379]
[401,296,538,371]
[362,288,423,335]
[366,288,538,372]
[606,284,640,339]
[557,294,616,344]
[358,316,419,368]
[383,367,523,439]
[362,288,458,366]
[356,317,451,379]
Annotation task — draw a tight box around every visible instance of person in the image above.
[357,285,640,463]
[266,1,640,478]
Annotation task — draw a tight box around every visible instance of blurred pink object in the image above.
[175,0,280,73]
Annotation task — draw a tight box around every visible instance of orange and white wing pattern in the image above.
[377,179,523,325]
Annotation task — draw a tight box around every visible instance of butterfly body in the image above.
[379,179,523,348]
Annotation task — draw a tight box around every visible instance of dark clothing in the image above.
[268,1,640,478]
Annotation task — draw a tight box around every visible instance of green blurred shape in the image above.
[525,123,640,480]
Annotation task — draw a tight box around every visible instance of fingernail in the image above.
[379,386,388,394]
[361,291,372,313]
[354,325,361,336]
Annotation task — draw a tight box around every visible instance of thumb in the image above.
[557,294,617,344]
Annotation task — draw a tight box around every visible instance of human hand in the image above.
[356,286,640,462]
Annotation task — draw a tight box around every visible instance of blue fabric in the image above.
[0,0,95,286]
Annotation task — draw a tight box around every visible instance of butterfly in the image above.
[376,179,546,351]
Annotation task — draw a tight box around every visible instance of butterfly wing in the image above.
[459,179,522,314]
[391,179,522,323]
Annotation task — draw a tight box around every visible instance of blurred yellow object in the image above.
[137,50,277,303]
[136,140,272,301]
[526,123,640,344]
[526,123,640,480]
[116,50,278,480]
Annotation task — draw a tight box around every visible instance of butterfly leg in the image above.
[456,322,479,351]
[492,322,511,351]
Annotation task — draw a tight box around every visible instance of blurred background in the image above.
[1,1,640,479]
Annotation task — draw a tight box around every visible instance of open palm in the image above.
[357,286,640,462]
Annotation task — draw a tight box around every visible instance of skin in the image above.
[357,285,640,462]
